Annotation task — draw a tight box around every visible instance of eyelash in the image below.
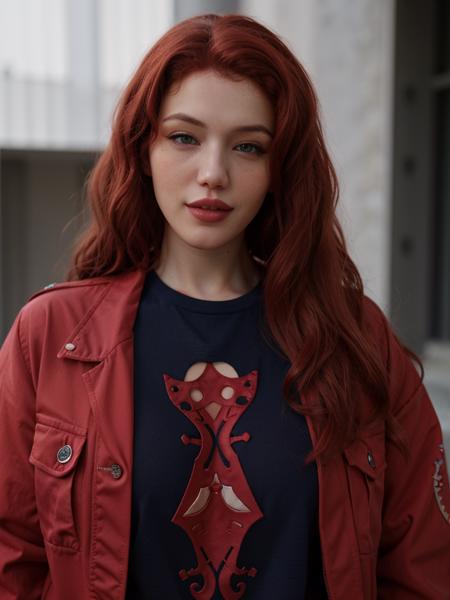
[167,133,266,155]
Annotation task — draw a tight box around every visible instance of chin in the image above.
[184,233,241,251]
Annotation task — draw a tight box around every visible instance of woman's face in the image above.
[148,69,274,254]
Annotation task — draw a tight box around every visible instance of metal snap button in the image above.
[367,451,376,469]
[111,464,122,479]
[57,445,73,464]
[65,342,76,351]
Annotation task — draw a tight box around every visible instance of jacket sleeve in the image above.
[0,310,48,599]
[374,305,450,599]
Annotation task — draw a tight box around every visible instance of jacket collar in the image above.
[56,269,147,362]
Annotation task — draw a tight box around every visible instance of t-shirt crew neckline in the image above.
[148,269,262,314]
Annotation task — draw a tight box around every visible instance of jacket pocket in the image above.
[29,418,87,550]
[343,431,386,555]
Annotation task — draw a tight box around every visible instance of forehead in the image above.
[159,70,274,129]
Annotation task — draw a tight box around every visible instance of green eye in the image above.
[169,133,198,145]
[236,143,265,155]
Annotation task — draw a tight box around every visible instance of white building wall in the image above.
[241,0,395,310]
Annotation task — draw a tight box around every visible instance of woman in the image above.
[0,13,449,600]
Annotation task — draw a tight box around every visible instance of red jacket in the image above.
[1,269,449,600]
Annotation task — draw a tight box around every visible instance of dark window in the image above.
[431,0,450,340]
[392,0,450,350]
[436,0,450,74]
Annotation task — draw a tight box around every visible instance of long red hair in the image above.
[68,13,416,460]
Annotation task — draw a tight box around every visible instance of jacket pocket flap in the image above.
[29,421,87,477]
[343,437,386,479]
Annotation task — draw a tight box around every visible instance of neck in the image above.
[154,231,263,301]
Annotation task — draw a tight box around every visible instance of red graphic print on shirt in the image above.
[163,362,263,600]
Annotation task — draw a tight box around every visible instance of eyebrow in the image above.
[161,112,273,138]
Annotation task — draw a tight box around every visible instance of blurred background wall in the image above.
[0,0,448,447]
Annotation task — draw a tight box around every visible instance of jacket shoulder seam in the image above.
[27,279,112,304]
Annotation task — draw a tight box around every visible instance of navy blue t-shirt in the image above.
[125,270,325,599]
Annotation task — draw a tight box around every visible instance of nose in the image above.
[196,145,229,189]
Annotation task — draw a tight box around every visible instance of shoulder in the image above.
[27,276,113,303]
[9,277,111,356]
[18,271,146,344]
[360,295,391,362]
[17,269,145,344]
[20,276,112,325]
[359,295,417,369]
[25,268,146,307]
[360,295,424,415]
